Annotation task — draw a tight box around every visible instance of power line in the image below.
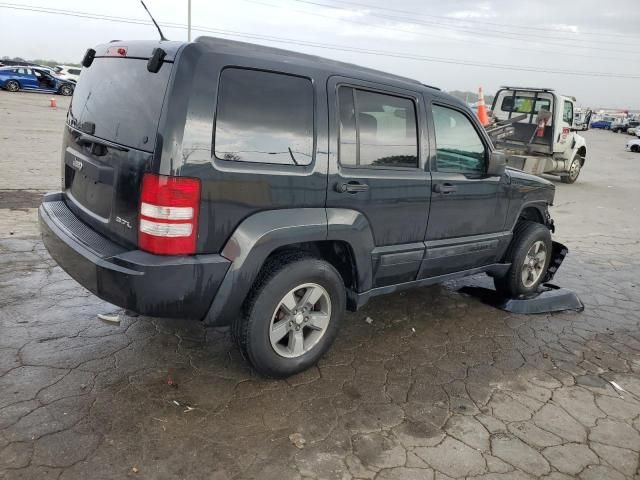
[292,0,638,48]
[248,0,640,54]
[295,0,640,40]
[1,1,634,63]
[1,3,640,80]
[272,0,637,62]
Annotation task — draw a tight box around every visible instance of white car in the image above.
[626,138,640,152]
[54,65,81,82]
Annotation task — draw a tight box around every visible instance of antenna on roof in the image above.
[139,0,167,41]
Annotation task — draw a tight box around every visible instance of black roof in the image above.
[195,36,441,93]
[96,37,461,106]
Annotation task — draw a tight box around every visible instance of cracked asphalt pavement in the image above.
[1,91,640,479]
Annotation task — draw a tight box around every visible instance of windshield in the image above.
[68,57,172,152]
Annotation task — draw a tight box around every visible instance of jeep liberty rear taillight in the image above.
[138,173,201,255]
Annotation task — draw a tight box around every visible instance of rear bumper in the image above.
[39,193,230,320]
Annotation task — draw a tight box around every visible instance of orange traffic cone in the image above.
[50,97,57,108]
[476,87,489,126]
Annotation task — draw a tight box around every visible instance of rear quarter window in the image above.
[214,68,314,166]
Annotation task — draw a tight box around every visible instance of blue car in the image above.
[0,66,74,96]
[590,120,612,130]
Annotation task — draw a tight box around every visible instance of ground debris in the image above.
[364,317,373,325]
[97,312,121,324]
[289,432,306,449]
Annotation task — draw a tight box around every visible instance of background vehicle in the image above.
[54,65,81,82]
[627,139,640,152]
[612,120,639,133]
[0,66,74,95]
[590,120,612,129]
[489,86,587,184]
[573,108,592,131]
[39,38,561,377]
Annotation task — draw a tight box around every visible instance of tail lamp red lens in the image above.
[138,173,201,255]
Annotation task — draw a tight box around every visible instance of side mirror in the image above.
[487,150,506,176]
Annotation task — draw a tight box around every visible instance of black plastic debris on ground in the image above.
[459,283,584,314]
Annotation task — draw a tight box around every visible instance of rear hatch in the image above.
[62,42,179,247]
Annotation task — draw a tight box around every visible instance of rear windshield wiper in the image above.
[77,134,129,152]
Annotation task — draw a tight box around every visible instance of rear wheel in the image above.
[631,145,640,153]
[59,84,73,96]
[494,221,552,297]
[561,157,582,184]
[5,80,19,92]
[233,253,346,378]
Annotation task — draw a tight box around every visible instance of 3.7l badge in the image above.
[115,216,132,229]
[72,158,83,171]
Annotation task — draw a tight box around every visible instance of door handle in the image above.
[335,182,369,193]
[433,183,457,194]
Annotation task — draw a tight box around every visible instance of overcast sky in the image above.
[1,0,639,109]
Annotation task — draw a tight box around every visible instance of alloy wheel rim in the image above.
[7,82,18,92]
[269,283,331,358]
[569,160,580,179]
[522,240,547,288]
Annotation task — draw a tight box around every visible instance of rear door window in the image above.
[214,68,314,166]
[338,86,418,168]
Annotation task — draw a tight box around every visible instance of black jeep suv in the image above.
[39,37,559,377]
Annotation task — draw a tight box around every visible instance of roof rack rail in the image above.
[500,86,555,92]
[421,83,441,91]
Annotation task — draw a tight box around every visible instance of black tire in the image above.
[494,221,552,297]
[233,252,346,378]
[5,80,19,92]
[631,145,640,153]
[59,84,73,96]
[561,157,582,184]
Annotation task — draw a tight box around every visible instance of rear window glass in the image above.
[214,68,314,166]
[68,57,171,152]
[501,95,550,114]
[338,86,418,168]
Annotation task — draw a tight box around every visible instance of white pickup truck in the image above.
[489,86,587,184]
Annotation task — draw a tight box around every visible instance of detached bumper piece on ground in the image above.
[461,241,584,314]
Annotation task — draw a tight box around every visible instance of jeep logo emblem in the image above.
[72,159,83,171]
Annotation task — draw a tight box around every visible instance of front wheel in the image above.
[5,80,19,92]
[233,253,346,378]
[494,221,552,297]
[59,84,73,96]
[631,145,640,153]
[561,157,582,184]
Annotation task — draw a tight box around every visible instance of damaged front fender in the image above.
[542,241,568,283]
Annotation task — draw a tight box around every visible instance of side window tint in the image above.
[338,87,357,166]
[214,68,314,165]
[432,105,486,174]
[563,101,573,125]
[338,87,418,168]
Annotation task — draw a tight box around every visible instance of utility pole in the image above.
[187,0,192,41]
